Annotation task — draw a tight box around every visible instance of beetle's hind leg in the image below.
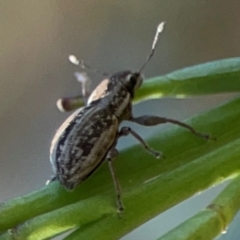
[118,126,164,158]
[107,148,124,217]
[107,126,165,216]
[130,115,215,140]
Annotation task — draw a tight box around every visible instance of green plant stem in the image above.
[159,175,240,240]
[135,57,240,102]
[0,195,115,240]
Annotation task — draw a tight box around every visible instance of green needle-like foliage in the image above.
[0,57,240,240]
[135,57,240,102]
[159,175,240,240]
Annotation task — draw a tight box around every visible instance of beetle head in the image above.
[110,70,143,92]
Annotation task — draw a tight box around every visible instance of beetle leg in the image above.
[45,175,57,185]
[107,126,164,216]
[130,115,214,140]
[118,126,163,158]
[74,72,92,104]
[107,148,124,216]
[56,72,91,112]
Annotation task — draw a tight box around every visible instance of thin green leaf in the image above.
[159,175,240,240]
[135,57,240,102]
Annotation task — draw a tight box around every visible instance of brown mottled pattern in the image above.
[88,72,133,121]
[50,105,118,189]
[50,71,138,190]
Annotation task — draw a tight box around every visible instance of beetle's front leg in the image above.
[74,72,91,103]
[130,115,214,140]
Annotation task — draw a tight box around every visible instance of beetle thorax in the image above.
[87,71,143,121]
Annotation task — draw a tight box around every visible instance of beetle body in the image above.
[50,71,143,190]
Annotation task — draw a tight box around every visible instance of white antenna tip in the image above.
[157,22,166,33]
[69,55,79,65]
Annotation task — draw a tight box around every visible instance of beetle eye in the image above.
[130,76,137,85]
[124,72,143,93]
[126,74,138,87]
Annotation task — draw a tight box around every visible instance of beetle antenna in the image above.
[139,22,166,73]
[68,55,109,76]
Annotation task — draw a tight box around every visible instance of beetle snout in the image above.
[133,72,144,89]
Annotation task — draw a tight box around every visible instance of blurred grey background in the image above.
[0,1,240,239]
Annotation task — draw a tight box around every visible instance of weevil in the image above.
[48,22,211,213]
